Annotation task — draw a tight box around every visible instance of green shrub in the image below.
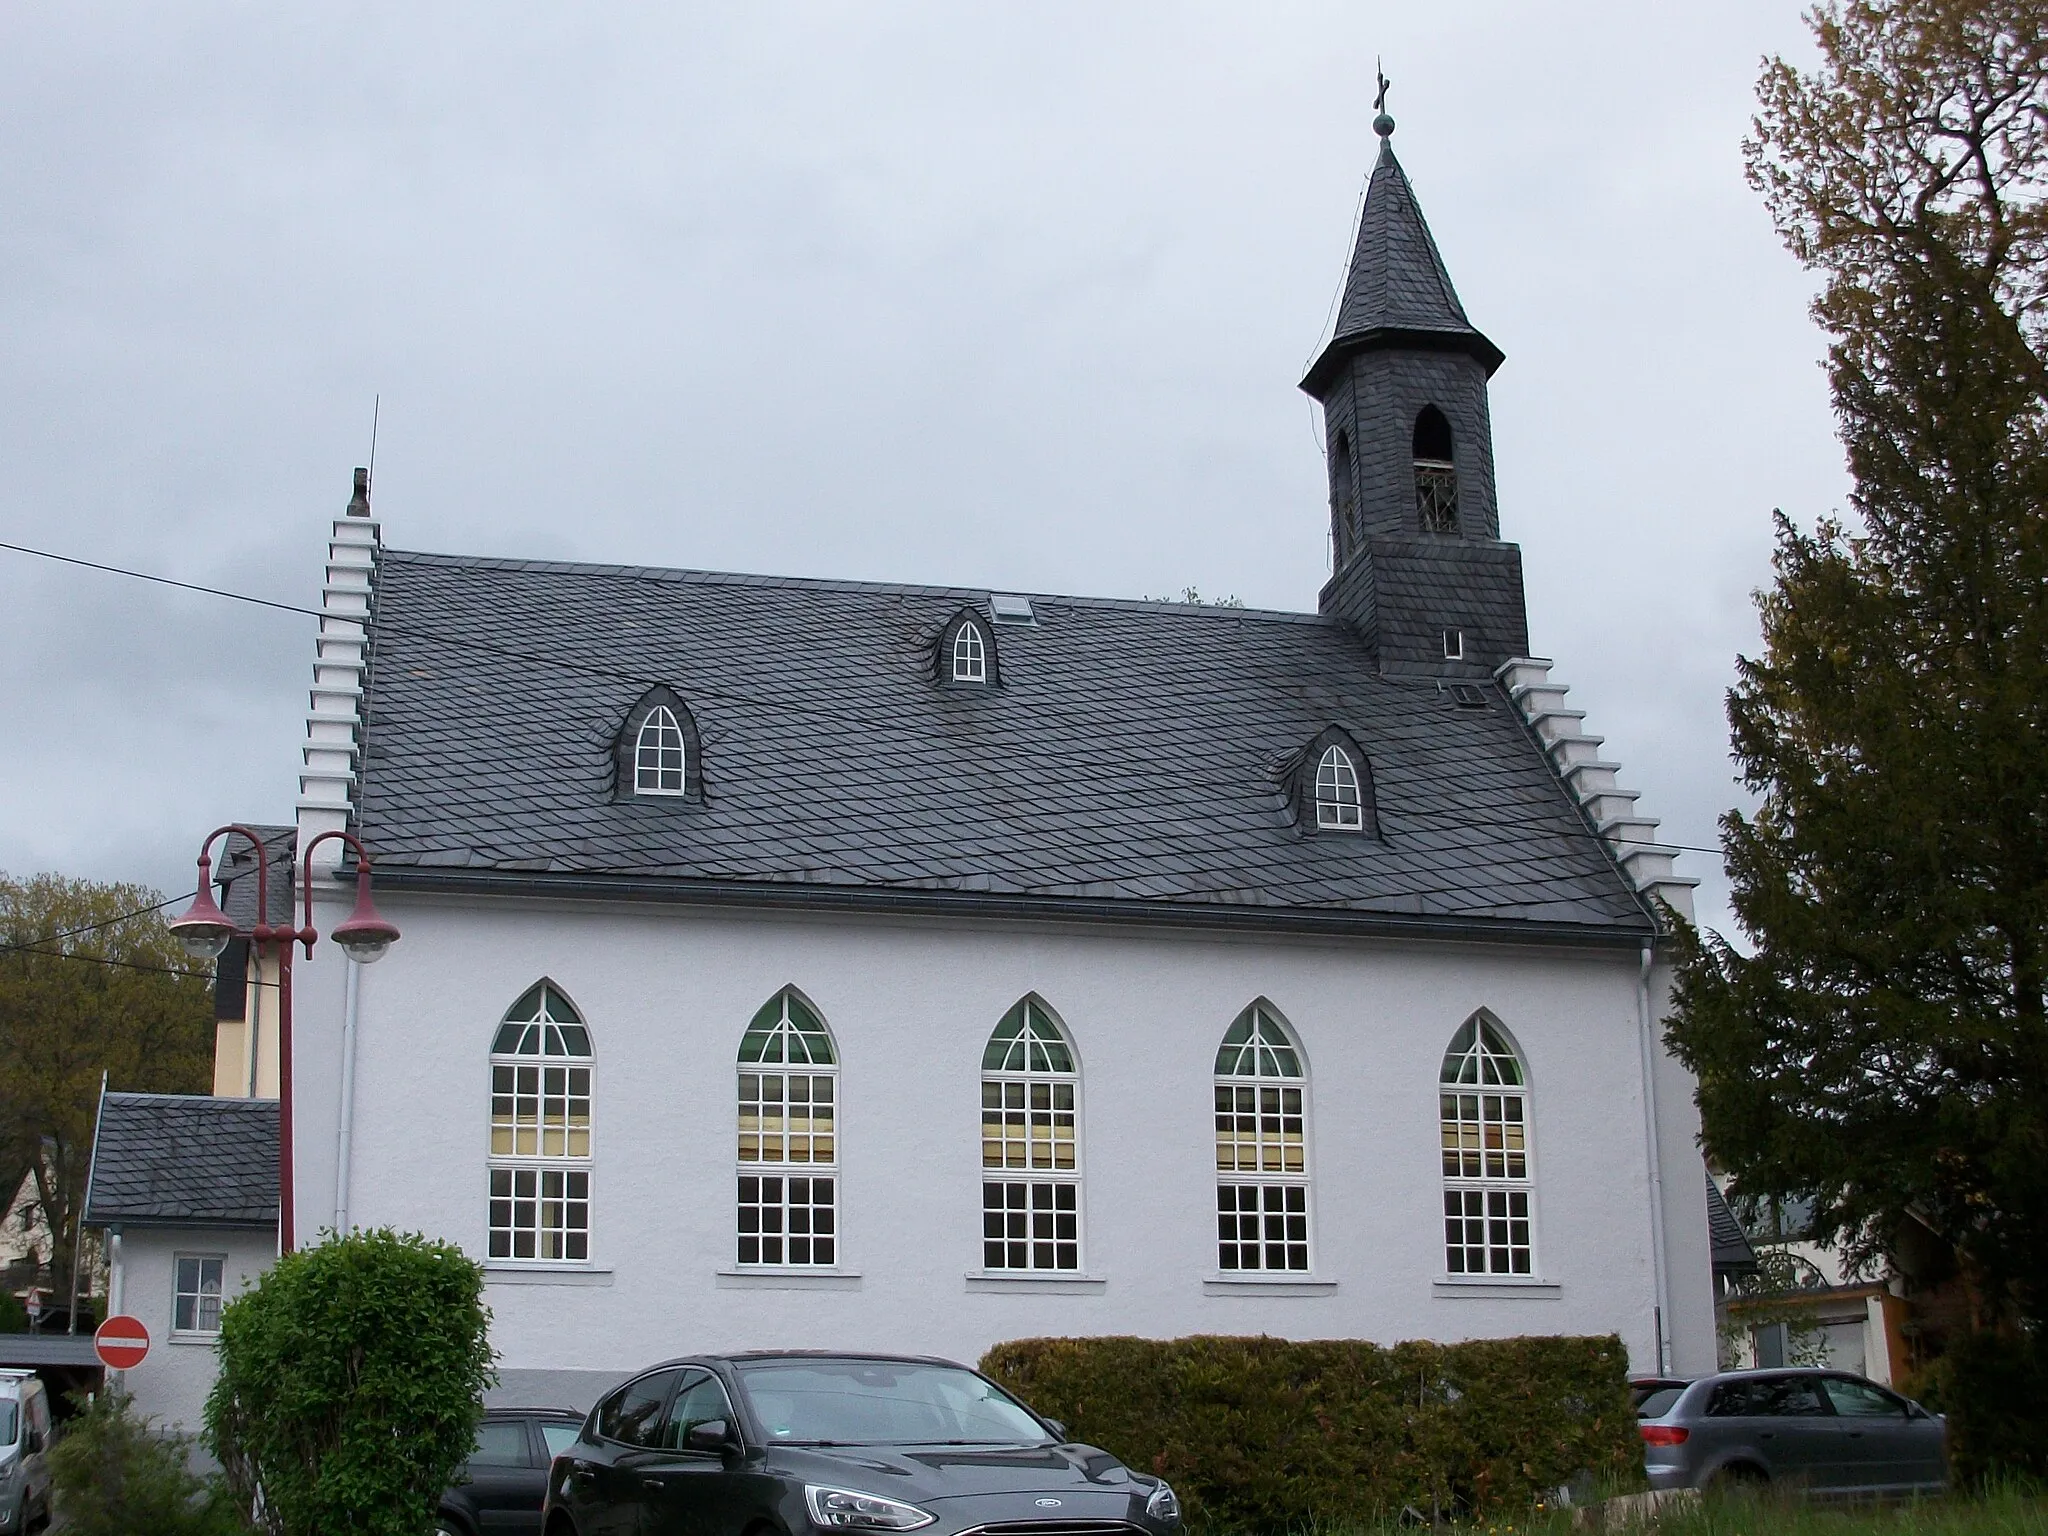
[1907,1329,2048,1487]
[50,1389,247,1536]
[0,1292,25,1333]
[979,1333,1640,1528]
[203,1227,495,1536]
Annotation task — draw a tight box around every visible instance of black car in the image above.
[439,1407,589,1536]
[542,1352,1182,1536]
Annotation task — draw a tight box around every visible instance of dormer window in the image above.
[1442,627,1465,661]
[937,609,999,688]
[1413,405,1458,535]
[635,707,686,794]
[614,686,702,802]
[1315,746,1364,830]
[953,624,986,683]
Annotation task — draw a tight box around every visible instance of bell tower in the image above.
[1303,80,1529,678]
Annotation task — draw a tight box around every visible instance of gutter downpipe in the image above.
[333,957,362,1233]
[1638,939,1673,1373]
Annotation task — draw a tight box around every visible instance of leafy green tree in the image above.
[205,1228,495,1536]
[0,873,214,1305]
[1668,0,2048,1326]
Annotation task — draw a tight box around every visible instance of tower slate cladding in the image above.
[1303,105,1529,677]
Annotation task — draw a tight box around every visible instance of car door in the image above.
[455,1417,543,1533]
[1820,1377,1944,1492]
[635,1370,747,1536]
[1700,1375,1840,1487]
[571,1371,685,1536]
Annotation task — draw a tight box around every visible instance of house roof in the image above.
[83,1093,278,1230]
[1302,133,1504,392]
[1708,1176,1759,1274]
[347,549,1653,941]
[217,824,296,930]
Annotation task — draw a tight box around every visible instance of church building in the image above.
[99,107,1716,1419]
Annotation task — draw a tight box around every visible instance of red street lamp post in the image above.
[168,826,398,1251]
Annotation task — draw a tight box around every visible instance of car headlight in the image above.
[805,1485,937,1531]
[1145,1481,1181,1525]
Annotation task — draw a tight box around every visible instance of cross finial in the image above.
[1373,60,1395,138]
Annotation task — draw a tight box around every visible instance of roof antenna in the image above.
[1373,60,1395,138]
[367,393,380,495]
[347,395,379,518]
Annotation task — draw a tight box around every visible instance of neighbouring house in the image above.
[98,107,1718,1420]
[81,1092,278,1434]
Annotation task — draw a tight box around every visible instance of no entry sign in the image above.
[94,1315,150,1370]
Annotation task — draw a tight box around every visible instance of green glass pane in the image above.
[508,982,547,1022]
[491,1021,523,1053]
[558,1024,592,1057]
[541,985,582,1024]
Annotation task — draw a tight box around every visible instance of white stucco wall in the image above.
[284,889,1714,1396]
[105,1226,275,1436]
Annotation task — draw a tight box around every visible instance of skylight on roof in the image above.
[988,594,1036,626]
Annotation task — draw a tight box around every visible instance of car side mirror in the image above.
[1043,1419,1066,1442]
[686,1419,733,1453]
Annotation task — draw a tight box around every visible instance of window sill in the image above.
[1204,1275,1338,1296]
[965,1272,1106,1294]
[485,1264,615,1287]
[168,1331,222,1346]
[1433,1276,1560,1298]
[716,1269,863,1291]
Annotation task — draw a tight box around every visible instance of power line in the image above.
[0,537,1731,863]
[0,889,195,956]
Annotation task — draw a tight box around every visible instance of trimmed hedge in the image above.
[979,1334,1640,1528]
[1907,1329,2048,1486]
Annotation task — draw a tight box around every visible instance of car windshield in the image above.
[735,1360,1051,1447]
[0,1402,15,1446]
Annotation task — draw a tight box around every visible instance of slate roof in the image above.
[349,551,1653,941]
[1708,1177,1760,1274]
[83,1093,278,1229]
[1303,134,1504,391]
[217,824,296,930]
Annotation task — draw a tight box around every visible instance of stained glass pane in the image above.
[983,999,1073,1073]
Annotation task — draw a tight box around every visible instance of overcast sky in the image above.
[0,3,1846,940]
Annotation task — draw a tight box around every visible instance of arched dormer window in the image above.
[1413,405,1458,535]
[1292,727,1376,836]
[736,989,838,1268]
[1214,1001,1311,1273]
[613,686,702,802]
[980,996,1079,1271]
[488,980,593,1263]
[1439,1011,1534,1276]
[1330,429,1356,558]
[937,609,999,688]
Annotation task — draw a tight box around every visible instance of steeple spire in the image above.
[1302,96,1502,397]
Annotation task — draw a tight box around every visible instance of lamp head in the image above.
[169,883,236,962]
[330,866,399,964]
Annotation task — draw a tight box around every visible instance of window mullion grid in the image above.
[489,1048,593,1264]
[1214,1072,1310,1273]
[980,1067,1080,1272]
[1441,1083,1533,1276]
[736,1062,838,1267]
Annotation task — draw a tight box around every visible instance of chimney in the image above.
[297,469,381,868]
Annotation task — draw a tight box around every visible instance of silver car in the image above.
[1636,1368,1945,1496]
[0,1370,53,1533]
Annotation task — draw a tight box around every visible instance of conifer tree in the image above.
[1667,0,2048,1325]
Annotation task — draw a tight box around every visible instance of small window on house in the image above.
[953,623,986,683]
[989,593,1036,625]
[1331,429,1356,557]
[1214,1002,1311,1273]
[1314,745,1365,830]
[736,989,839,1268]
[173,1254,225,1335]
[1442,628,1465,661]
[1440,1011,1534,1277]
[1414,405,1459,534]
[980,997,1081,1272]
[635,706,686,795]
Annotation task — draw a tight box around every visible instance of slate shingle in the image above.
[349,552,1651,938]
[83,1093,278,1228]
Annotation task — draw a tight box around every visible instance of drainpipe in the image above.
[333,958,362,1233]
[1637,941,1672,1372]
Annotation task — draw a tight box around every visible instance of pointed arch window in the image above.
[953,623,986,682]
[980,998,1079,1271]
[1440,1012,1533,1275]
[1330,428,1357,559]
[1413,405,1459,534]
[615,686,702,802]
[1315,745,1365,830]
[736,990,838,1267]
[1214,1002,1310,1272]
[488,981,592,1263]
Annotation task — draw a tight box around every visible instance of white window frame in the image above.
[979,998,1082,1272]
[171,1252,226,1337]
[634,705,688,796]
[952,623,987,683]
[736,990,840,1268]
[1439,1011,1536,1277]
[1314,745,1364,830]
[487,982,594,1265]
[1213,1002,1312,1273]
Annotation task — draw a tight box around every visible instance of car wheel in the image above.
[1707,1462,1768,1493]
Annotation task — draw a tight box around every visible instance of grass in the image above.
[1237,1487,2048,1536]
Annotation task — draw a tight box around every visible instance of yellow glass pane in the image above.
[491,1128,512,1154]
[567,1129,589,1156]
